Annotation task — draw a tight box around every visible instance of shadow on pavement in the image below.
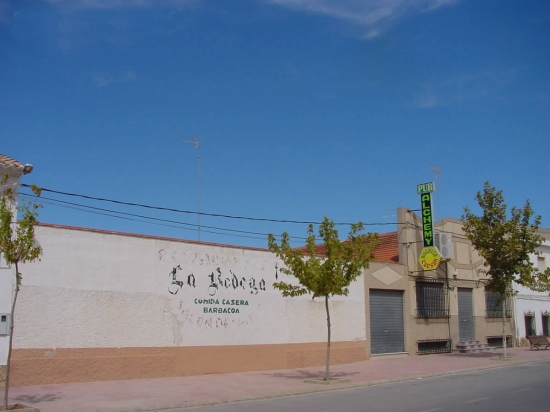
[263,369,360,380]
[14,393,63,404]
[450,351,529,359]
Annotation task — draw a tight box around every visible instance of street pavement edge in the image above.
[89,356,550,412]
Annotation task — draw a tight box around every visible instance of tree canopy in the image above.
[268,217,378,298]
[461,181,550,296]
[0,178,42,275]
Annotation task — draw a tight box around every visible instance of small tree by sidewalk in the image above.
[462,182,550,357]
[268,217,378,381]
[0,174,41,410]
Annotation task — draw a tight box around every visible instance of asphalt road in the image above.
[172,360,550,412]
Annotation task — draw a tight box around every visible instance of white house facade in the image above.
[0,154,34,385]
[512,228,550,344]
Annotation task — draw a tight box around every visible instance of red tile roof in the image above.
[294,231,399,264]
[0,153,33,174]
[372,232,399,263]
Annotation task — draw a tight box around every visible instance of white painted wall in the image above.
[15,225,366,349]
[513,239,550,338]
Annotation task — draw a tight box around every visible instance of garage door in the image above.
[458,288,474,341]
[370,290,405,354]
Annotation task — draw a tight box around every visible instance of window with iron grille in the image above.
[487,336,513,348]
[415,281,449,318]
[484,290,511,318]
[525,312,536,336]
[542,313,550,337]
[417,339,452,355]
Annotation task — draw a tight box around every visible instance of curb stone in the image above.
[75,356,550,412]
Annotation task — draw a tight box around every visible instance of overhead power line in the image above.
[21,193,406,245]
[22,193,307,240]
[21,184,402,226]
[34,198,272,241]
[22,193,402,246]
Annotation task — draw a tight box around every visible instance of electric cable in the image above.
[23,193,401,246]
[35,198,272,241]
[22,184,402,227]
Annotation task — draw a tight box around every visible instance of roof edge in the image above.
[0,153,33,175]
[36,222,271,252]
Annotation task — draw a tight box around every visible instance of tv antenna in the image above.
[182,137,201,241]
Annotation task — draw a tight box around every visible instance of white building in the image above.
[512,228,550,343]
[0,154,34,385]
[9,223,367,386]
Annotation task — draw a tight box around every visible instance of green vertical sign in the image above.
[420,192,434,247]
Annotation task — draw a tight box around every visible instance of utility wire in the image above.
[22,184,402,227]
[22,193,307,240]
[22,193,401,246]
[37,199,271,241]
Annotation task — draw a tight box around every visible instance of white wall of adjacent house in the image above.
[513,239,550,339]
[0,171,22,365]
[14,225,367,350]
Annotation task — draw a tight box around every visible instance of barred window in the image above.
[485,290,511,318]
[417,339,452,355]
[415,281,449,318]
[487,336,513,348]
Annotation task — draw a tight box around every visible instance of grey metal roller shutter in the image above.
[458,288,474,341]
[370,290,405,354]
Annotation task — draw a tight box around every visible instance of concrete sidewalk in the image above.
[9,348,550,412]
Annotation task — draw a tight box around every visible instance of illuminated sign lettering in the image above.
[420,192,434,247]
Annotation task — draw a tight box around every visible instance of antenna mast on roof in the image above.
[182,137,201,241]
[430,166,441,222]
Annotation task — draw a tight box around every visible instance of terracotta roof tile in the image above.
[0,153,33,174]
[294,231,399,264]
[372,232,399,263]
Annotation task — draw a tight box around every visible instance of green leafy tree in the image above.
[462,182,550,356]
[268,217,378,381]
[0,174,41,410]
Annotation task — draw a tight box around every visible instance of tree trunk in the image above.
[3,263,20,410]
[325,294,331,382]
[502,293,507,359]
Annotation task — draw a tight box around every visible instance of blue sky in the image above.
[1,0,549,248]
